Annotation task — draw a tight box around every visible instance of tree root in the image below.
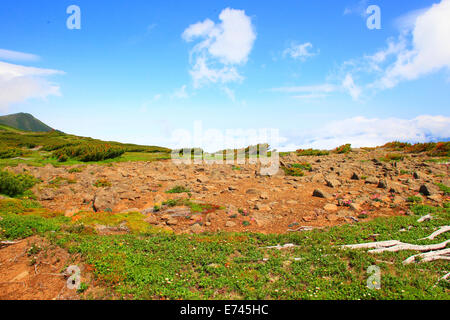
[0,240,20,248]
[403,248,450,265]
[263,243,299,250]
[342,235,450,264]
[417,214,433,223]
[433,272,450,287]
[419,226,450,240]
[287,226,318,232]
[341,240,401,250]
[369,240,450,254]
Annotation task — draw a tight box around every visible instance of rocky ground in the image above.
[7,147,449,235]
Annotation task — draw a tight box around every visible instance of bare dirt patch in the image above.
[0,236,106,300]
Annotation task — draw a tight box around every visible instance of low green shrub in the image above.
[335,144,351,154]
[291,163,312,171]
[296,149,329,156]
[282,167,304,177]
[53,143,125,162]
[166,186,190,194]
[0,170,39,197]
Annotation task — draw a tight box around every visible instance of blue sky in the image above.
[0,0,449,151]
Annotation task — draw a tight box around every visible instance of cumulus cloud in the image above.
[277,0,450,101]
[182,8,256,88]
[0,60,64,111]
[283,42,319,61]
[375,0,450,89]
[277,115,450,151]
[341,0,450,94]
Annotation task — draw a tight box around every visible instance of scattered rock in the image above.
[377,180,388,189]
[313,189,332,199]
[190,223,204,234]
[365,176,378,185]
[349,203,361,211]
[95,223,129,235]
[166,218,178,226]
[144,215,158,225]
[225,221,236,228]
[419,184,439,196]
[325,178,341,188]
[254,203,271,211]
[246,188,259,195]
[323,203,338,212]
[38,189,57,201]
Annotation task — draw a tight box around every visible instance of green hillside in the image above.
[0,113,54,132]
[0,114,171,165]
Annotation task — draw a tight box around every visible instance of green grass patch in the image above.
[291,162,312,171]
[166,186,190,194]
[1,199,449,300]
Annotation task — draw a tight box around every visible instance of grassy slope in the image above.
[0,123,171,167]
[0,113,53,132]
[1,199,448,300]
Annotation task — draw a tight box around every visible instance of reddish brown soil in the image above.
[0,236,108,300]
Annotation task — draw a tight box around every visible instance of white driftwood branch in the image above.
[263,243,299,250]
[419,226,450,240]
[287,226,317,232]
[417,215,433,223]
[0,240,20,248]
[369,240,450,254]
[341,240,401,250]
[433,272,450,287]
[402,248,450,265]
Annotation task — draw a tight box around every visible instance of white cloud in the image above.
[172,85,189,99]
[0,49,40,62]
[342,74,362,100]
[393,8,428,32]
[182,8,256,88]
[284,0,450,101]
[339,0,450,95]
[0,61,64,110]
[375,0,450,89]
[283,42,319,61]
[277,115,450,151]
[271,83,338,100]
[189,56,243,87]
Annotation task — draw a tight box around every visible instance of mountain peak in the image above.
[0,112,54,132]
